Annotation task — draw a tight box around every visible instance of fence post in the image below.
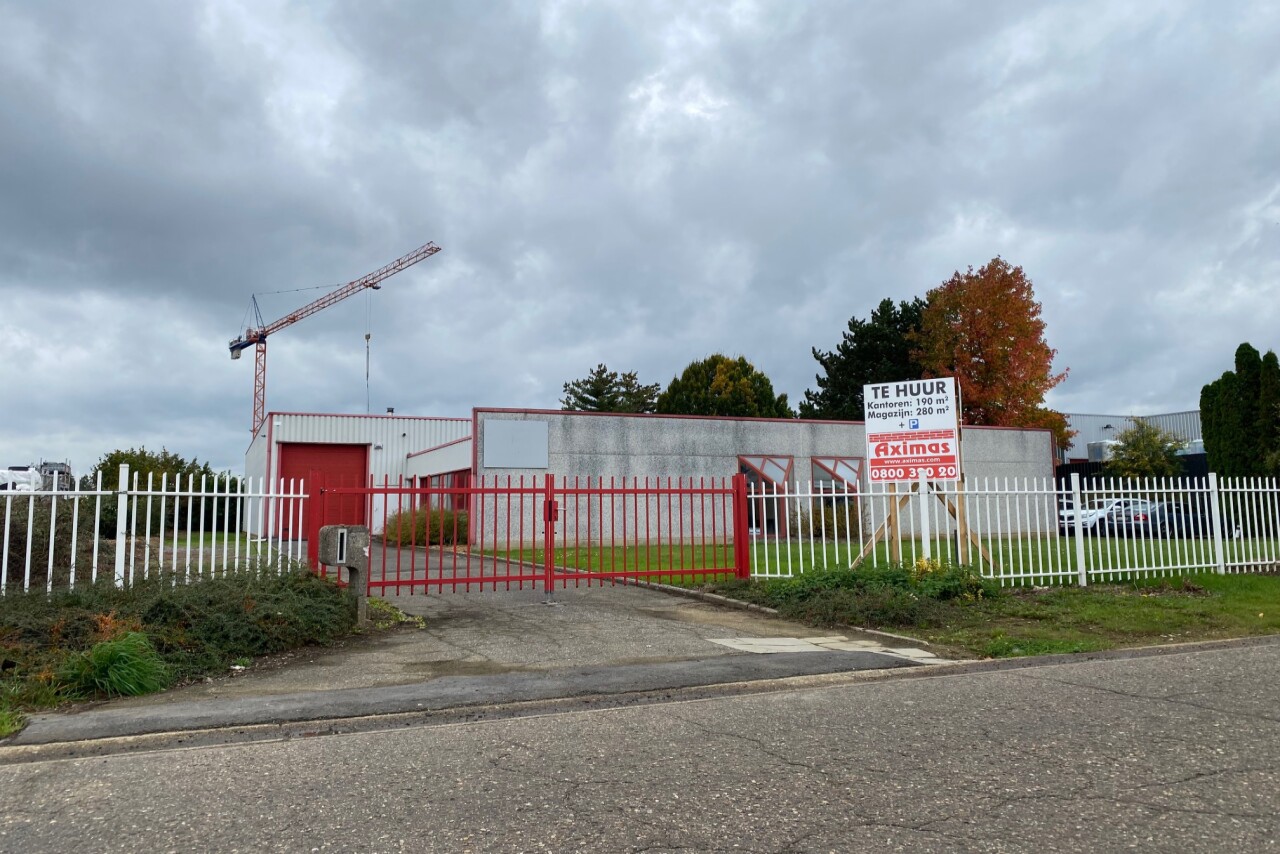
[1208,472,1227,575]
[918,475,931,562]
[306,469,325,574]
[887,483,901,564]
[732,473,751,579]
[1070,473,1088,586]
[543,476,557,594]
[114,463,129,587]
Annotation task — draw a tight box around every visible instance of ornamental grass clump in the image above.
[57,631,169,698]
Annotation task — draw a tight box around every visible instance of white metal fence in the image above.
[750,473,1280,585]
[1,464,309,594]
[9,465,1279,593]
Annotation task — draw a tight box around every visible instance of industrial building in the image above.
[1061,411,1203,463]
[244,408,1056,537]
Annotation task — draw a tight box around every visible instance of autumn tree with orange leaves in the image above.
[912,258,1072,449]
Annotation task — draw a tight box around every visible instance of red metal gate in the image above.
[307,474,751,594]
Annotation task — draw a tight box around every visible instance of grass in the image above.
[488,532,1280,589]
[748,535,1280,581]
[486,544,741,586]
[58,632,169,698]
[0,563,360,738]
[704,568,1280,659]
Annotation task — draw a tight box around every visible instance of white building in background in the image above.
[1060,411,1203,463]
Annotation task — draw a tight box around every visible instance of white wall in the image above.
[406,438,472,480]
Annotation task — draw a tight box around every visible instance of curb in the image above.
[3,634,1275,765]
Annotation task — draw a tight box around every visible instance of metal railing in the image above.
[1,464,308,593]
[750,473,1280,585]
[10,464,1277,593]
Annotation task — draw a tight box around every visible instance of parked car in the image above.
[1059,497,1152,535]
[1112,502,1213,539]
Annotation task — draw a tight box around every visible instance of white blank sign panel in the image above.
[483,420,549,469]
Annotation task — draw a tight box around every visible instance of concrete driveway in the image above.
[7,580,939,746]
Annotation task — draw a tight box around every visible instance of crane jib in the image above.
[230,241,441,433]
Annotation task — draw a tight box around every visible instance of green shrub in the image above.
[712,559,1001,630]
[57,632,169,698]
[382,507,469,545]
[910,558,1002,602]
[2,497,106,592]
[0,564,359,729]
[789,499,862,541]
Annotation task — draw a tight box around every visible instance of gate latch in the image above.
[544,501,560,523]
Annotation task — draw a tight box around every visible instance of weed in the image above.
[0,707,24,739]
[367,598,424,630]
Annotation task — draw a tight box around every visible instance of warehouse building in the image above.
[244,408,1055,537]
[1060,411,1203,463]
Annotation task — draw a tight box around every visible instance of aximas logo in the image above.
[874,440,952,457]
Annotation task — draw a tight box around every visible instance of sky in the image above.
[1,0,1277,475]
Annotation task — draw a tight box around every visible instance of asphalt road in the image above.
[2,640,1277,852]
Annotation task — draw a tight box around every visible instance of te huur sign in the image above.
[863,378,960,483]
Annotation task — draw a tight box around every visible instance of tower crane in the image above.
[229,241,442,435]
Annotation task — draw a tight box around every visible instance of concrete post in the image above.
[318,524,370,627]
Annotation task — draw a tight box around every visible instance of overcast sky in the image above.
[2,1,1277,475]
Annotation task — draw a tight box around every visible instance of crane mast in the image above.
[230,241,441,435]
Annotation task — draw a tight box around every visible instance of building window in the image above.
[811,457,863,496]
[738,455,793,535]
[420,470,472,513]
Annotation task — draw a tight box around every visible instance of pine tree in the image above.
[561,364,659,413]
[800,298,925,420]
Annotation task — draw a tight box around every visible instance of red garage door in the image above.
[278,443,369,537]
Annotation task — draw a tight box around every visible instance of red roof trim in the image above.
[473,407,866,426]
[407,436,473,458]
[266,411,469,422]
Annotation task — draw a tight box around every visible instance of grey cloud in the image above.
[1,0,1277,475]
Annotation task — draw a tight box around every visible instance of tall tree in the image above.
[912,257,1072,449]
[800,297,926,420]
[1201,343,1280,477]
[1203,370,1245,476]
[1104,419,1186,479]
[1234,343,1263,467]
[656,354,793,418]
[82,447,227,535]
[560,364,659,413]
[1199,378,1222,472]
[1258,351,1280,474]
